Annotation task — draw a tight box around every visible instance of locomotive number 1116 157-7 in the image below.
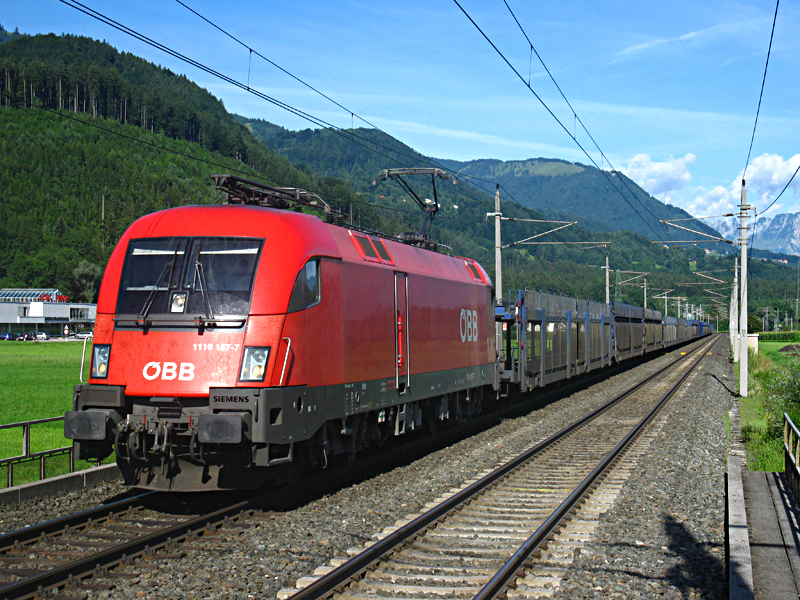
[193,343,241,352]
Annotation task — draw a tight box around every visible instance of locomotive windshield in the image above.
[116,237,263,319]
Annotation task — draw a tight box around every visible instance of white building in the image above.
[0,289,96,336]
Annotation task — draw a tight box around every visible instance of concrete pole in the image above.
[605,251,610,306]
[643,278,647,310]
[739,183,750,397]
[732,256,739,362]
[494,184,502,306]
[493,184,503,360]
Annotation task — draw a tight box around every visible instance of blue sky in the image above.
[4,0,800,225]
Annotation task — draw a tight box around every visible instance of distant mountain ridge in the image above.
[435,156,724,244]
[238,116,725,245]
[714,213,800,256]
[1,28,796,316]
[753,213,800,255]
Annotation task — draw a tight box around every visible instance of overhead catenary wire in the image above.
[2,91,477,226]
[740,0,780,272]
[173,0,548,222]
[57,0,430,178]
[175,0,383,133]
[758,161,800,216]
[742,0,780,182]
[453,0,667,244]
[59,0,560,229]
[501,0,671,241]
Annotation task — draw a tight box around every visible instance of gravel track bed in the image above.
[0,340,732,599]
[551,339,734,600]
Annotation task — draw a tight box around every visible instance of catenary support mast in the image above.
[739,182,750,397]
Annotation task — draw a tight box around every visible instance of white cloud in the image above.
[742,153,800,214]
[676,153,800,222]
[685,185,739,218]
[614,20,759,62]
[621,153,695,204]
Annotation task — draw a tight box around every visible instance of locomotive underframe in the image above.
[67,362,497,491]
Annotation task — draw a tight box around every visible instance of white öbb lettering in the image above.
[459,309,479,342]
[143,362,195,381]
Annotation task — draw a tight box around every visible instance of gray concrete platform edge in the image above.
[0,463,121,505]
[728,454,755,599]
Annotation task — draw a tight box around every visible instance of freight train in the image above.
[64,174,712,491]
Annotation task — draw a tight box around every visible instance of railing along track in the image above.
[287,335,719,600]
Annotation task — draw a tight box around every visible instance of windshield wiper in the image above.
[138,261,173,324]
[193,260,215,323]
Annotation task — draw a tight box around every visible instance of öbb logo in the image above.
[143,362,195,381]
[460,309,479,342]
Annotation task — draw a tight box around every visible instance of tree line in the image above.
[0,28,796,326]
[0,33,249,159]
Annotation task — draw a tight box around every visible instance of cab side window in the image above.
[288,259,321,312]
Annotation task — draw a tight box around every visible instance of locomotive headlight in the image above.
[91,344,111,379]
[239,346,270,382]
[171,292,187,313]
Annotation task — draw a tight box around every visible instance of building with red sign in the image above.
[0,289,96,337]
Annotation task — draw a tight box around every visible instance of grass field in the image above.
[759,340,800,366]
[0,341,102,485]
[738,340,800,471]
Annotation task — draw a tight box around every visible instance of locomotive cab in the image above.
[65,177,498,491]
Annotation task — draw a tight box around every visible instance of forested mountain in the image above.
[437,157,724,243]
[0,32,249,157]
[0,24,25,44]
[236,116,722,244]
[0,33,379,301]
[0,29,796,325]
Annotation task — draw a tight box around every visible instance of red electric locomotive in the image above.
[65,174,498,491]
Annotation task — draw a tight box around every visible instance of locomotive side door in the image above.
[394,272,409,394]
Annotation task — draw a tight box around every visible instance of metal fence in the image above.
[784,413,800,500]
[0,416,97,488]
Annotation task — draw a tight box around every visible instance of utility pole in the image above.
[732,256,739,362]
[739,181,750,397]
[605,251,610,305]
[492,184,503,359]
[650,289,673,317]
[101,194,105,249]
[494,184,502,306]
[643,277,647,309]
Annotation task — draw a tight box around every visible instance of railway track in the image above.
[0,491,277,600]
[282,335,719,600]
[0,338,715,600]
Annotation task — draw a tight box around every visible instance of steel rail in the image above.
[474,334,718,599]
[0,493,153,552]
[286,335,718,600]
[0,494,265,600]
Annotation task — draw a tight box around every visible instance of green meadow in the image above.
[0,341,100,486]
